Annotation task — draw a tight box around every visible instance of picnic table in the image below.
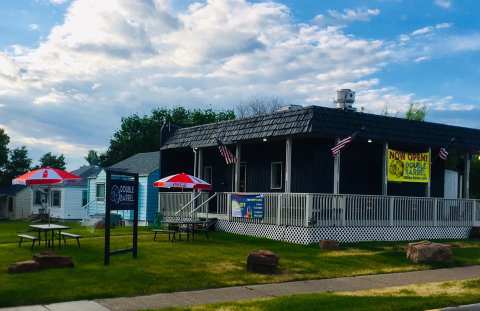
[163,220,206,241]
[29,224,71,248]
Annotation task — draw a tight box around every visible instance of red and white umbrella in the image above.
[12,167,81,186]
[153,173,212,191]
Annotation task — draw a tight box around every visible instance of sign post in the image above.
[104,169,139,265]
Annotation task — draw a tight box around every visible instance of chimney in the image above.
[335,89,356,111]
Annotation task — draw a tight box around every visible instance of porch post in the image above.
[193,148,198,177]
[333,139,341,194]
[197,148,204,179]
[382,142,389,195]
[285,137,292,193]
[464,152,471,199]
[426,147,431,197]
[234,143,241,192]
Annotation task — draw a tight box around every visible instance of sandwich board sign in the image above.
[104,169,139,265]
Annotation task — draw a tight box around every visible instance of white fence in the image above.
[159,192,480,228]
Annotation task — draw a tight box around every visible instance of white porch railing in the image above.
[159,192,480,228]
[158,192,209,220]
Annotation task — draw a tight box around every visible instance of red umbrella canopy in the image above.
[12,167,81,186]
[153,173,212,191]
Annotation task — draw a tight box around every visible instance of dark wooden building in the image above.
[160,105,480,199]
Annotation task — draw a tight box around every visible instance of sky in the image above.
[0,0,479,170]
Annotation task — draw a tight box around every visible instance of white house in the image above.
[0,185,31,220]
[86,152,160,225]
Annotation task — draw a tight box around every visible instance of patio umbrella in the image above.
[153,173,212,191]
[12,167,81,223]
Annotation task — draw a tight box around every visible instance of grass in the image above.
[0,220,479,307]
[158,279,480,311]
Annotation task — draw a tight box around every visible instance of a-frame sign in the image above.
[104,169,139,265]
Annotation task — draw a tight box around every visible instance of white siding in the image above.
[62,188,85,219]
[14,188,32,219]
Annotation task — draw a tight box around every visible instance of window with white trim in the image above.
[96,183,105,202]
[51,190,61,208]
[203,166,213,184]
[34,191,43,205]
[270,162,283,190]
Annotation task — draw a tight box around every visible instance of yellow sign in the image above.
[387,149,430,183]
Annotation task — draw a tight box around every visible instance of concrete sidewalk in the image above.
[2,265,480,311]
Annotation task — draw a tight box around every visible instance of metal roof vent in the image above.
[335,89,356,111]
[276,104,303,112]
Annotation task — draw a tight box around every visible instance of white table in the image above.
[29,224,71,248]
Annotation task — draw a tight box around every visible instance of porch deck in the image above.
[159,192,480,244]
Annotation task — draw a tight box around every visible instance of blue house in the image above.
[86,152,160,225]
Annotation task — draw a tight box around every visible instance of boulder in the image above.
[469,227,480,240]
[8,260,41,274]
[247,250,279,274]
[406,241,453,263]
[33,251,74,269]
[320,240,340,250]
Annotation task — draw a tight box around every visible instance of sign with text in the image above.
[109,179,137,210]
[231,194,264,219]
[387,149,430,183]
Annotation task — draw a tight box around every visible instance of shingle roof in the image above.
[0,185,26,196]
[64,165,102,187]
[162,107,314,149]
[161,105,480,151]
[108,151,160,176]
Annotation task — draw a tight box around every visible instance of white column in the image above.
[285,137,292,193]
[197,148,204,179]
[333,138,341,194]
[426,147,432,197]
[382,142,389,195]
[464,152,471,199]
[234,143,241,192]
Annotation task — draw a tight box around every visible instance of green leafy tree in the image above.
[101,107,234,166]
[405,103,427,121]
[38,152,66,170]
[85,150,101,166]
[0,128,9,169]
[3,146,32,184]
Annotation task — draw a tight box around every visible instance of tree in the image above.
[235,96,285,118]
[100,107,235,166]
[38,152,66,170]
[85,150,101,166]
[0,128,9,170]
[2,146,32,185]
[405,103,427,121]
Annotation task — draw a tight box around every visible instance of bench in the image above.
[153,229,176,242]
[18,234,39,250]
[60,232,82,248]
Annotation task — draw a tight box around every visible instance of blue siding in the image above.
[146,170,160,223]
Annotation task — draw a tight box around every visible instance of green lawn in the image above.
[0,220,479,307]
[160,279,480,311]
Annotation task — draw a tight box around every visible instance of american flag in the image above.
[331,132,359,157]
[438,147,448,160]
[217,140,237,165]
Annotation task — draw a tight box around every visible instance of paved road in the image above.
[2,265,480,311]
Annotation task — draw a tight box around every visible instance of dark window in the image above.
[96,183,105,201]
[271,162,283,190]
[232,163,247,192]
[203,166,213,184]
[34,191,43,205]
[51,191,61,207]
[8,198,13,212]
[82,190,88,206]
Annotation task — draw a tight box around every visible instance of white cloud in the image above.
[49,0,70,5]
[434,0,452,9]
[314,7,380,26]
[0,0,477,169]
[414,56,430,63]
[28,24,39,31]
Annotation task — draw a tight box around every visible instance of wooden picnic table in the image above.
[29,224,71,248]
[163,220,206,241]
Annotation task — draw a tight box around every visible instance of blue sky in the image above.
[0,0,479,169]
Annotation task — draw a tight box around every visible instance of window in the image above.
[96,183,105,201]
[203,166,213,184]
[231,163,247,192]
[34,191,43,205]
[271,162,283,190]
[82,190,88,206]
[51,191,61,207]
[8,198,13,212]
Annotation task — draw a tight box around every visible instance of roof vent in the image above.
[276,104,303,112]
[335,89,356,111]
